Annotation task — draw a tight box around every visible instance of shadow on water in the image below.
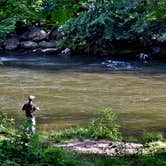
[0,54,166,75]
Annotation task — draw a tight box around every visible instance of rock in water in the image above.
[136,53,150,63]
[40,48,58,53]
[61,48,71,56]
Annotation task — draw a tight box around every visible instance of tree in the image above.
[0,0,44,37]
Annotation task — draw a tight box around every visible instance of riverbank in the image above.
[0,127,166,165]
[0,110,166,165]
[1,26,166,62]
[55,139,143,156]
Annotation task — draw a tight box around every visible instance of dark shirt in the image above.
[22,102,38,118]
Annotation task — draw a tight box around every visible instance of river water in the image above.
[0,54,166,136]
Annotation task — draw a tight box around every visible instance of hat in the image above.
[28,95,35,100]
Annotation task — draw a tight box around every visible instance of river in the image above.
[0,54,166,137]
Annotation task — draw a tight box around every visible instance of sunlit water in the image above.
[0,54,166,136]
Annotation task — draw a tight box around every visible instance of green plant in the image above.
[87,108,122,140]
[0,111,14,135]
[41,147,80,166]
[142,132,165,144]
[123,136,138,143]
[0,119,81,165]
[51,127,88,143]
[51,108,122,142]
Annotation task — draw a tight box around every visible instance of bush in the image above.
[0,124,80,165]
[58,1,140,54]
[51,108,122,142]
[87,108,122,140]
[142,132,165,144]
[52,127,89,143]
[41,147,80,166]
[0,111,14,135]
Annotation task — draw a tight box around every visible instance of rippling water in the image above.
[0,54,166,136]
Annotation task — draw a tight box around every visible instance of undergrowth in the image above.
[51,108,122,143]
[0,110,166,165]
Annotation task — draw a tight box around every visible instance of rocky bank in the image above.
[0,27,71,56]
[56,140,144,156]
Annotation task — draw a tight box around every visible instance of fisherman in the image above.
[22,95,39,135]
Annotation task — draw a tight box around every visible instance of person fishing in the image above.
[22,95,39,135]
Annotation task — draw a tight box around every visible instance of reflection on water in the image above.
[0,55,166,136]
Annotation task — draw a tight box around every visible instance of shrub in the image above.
[0,111,15,135]
[41,147,80,166]
[52,127,88,143]
[142,132,165,144]
[51,108,122,142]
[87,108,122,140]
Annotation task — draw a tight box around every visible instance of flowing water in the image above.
[0,54,166,136]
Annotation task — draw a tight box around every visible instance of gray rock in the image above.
[55,140,143,156]
[20,41,38,49]
[38,41,57,48]
[136,53,150,63]
[20,27,48,41]
[40,48,58,53]
[5,37,20,50]
[61,48,71,56]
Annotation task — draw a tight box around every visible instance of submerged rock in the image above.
[60,48,71,56]
[40,48,59,53]
[102,60,133,70]
[136,53,151,63]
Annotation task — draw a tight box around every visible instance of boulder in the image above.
[60,48,71,56]
[38,41,57,48]
[20,41,38,49]
[20,27,48,41]
[136,53,151,63]
[5,37,20,50]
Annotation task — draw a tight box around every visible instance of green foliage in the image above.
[0,0,166,56]
[0,0,44,37]
[79,154,166,166]
[42,0,87,24]
[59,0,166,55]
[132,156,166,166]
[0,111,14,135]
[144,141,166,156]
[51,108,122,142]
[87,108,122,140]
[52,127,88,143]
[0,122,80,166]
[41,147,80,166]
[58,2,135,53]
[0,112,166,165]
[142,132,165,144]
[0,0,43,20]
[0,18,16,38]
